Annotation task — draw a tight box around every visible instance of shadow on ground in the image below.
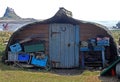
[50,68,84,75]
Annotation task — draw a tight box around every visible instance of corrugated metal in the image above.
[49,24,79,68]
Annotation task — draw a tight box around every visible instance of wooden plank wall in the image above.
[11,24,49,55]
[80,23,110,41]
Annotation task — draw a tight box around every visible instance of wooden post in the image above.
[81,52,85,69]
[102,49,105,67]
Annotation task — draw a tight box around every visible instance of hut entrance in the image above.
[49,24,79,68]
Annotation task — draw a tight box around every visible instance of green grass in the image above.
[111,30,120,45]
[0,31,12,57]
[0,70,101,82]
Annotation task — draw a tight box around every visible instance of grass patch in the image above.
[0,44,5,51]
[0,70,101,82]
[111,30,120,45]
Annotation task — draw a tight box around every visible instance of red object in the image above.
[111,69,116,76]
[3,23,8,30]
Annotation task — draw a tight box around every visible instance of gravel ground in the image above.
[99,76,120,82]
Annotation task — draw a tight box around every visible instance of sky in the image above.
[0,0,120,21]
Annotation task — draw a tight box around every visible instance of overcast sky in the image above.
[0,0,120,21]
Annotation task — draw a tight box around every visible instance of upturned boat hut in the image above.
[3,8,118,69]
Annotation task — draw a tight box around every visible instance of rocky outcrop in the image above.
[1,7,21,20]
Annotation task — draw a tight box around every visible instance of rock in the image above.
[1,7,21,20]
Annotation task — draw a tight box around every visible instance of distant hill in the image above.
[0,7,37,22]
[0,7,38,31]
[1,7,21,20]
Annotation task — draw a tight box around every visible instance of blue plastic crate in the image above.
[80,47,89,51]
[94,46,105,51]
[18,53,30,62]
[97,40,109,46]
[89,38,96,43]
[8,52,18,61]
[31,56,48,67]
[10,43,22,52]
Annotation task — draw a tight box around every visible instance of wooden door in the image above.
[49,24,79,68]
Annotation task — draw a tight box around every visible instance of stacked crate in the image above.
[9,43,22,53]
[24,43,45,53]
[18,53,30,62]
[23,42,48,67]
[31,56,48,67]
[8,43,22,61]
[80,36,110,68]
[8,52,18,61]
[8,39,48,68]
[97,37,109,46]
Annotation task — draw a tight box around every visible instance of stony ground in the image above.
[99,76,120,82]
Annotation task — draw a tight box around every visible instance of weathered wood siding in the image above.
[49,24,79,68]
[80,23,110,41]
[14,24,48,40]
[9,24,49,54]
